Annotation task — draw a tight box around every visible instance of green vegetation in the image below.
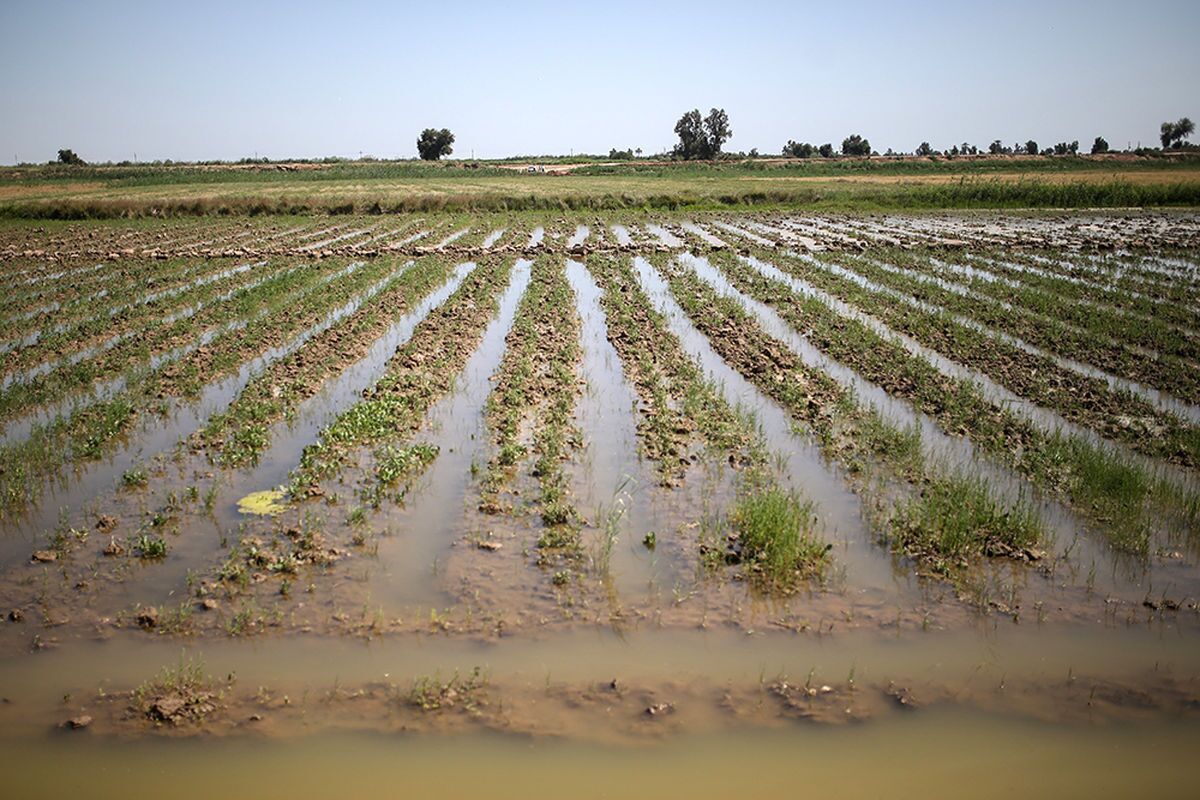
[587,254,831,590]
[0,257,387,513]
[290,257,514,496]
[416,128,455,161]
[2,155,1197,218]
[479,256,582,550]
[892,476,1044,575]
[718,248,1200,468]
[407,667,486,712]
[701,251,1194,554]
[659,254,1048,572]
[197,255,455,467]
[730,484,830,583]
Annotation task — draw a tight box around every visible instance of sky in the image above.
[1,0,1198,164]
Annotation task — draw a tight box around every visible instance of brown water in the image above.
[1,712,1195,800]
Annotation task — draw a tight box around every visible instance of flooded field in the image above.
[2,210,1199,795]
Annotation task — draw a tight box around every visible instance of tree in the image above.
[608,148,634,159]
[1024,140,1038,155]
[673,107,733,159]
[673,109,706,159]
[1091,136,1109,154]
[783,140,816,158]
[988,140,1012,155]
[915,142,934,157]
[416,128,454,160]
[841,134,871,156]
[1160,117,1195,149]
[704,108,732,158]
[818,143,834,158]
[56,148,85,166]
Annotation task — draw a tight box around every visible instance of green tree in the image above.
[673,107,733,159]
[1091,136,1109,154]
[915,142,934,156]
[841,134,871,156]
[1160,117,1194,148]
[673,109,706,159]
[783,140,816,158]
[56,148,85,166]
[416,128,455,160]
[703,108,732,158]
[1024,140,1038,155]
[817,143,834,158]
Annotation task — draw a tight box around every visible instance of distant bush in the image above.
[1091,136,1110,154]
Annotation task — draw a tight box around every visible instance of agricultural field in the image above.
[3,154,1200,216]
[1,209,1200,793]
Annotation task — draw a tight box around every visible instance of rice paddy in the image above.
[1,209,1199,788]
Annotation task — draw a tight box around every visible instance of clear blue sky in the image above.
[1,0,1197,163]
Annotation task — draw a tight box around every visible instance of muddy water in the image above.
[1,714,1196,800]
[631,257,910,597]
[362,259,532,610]
[2,621,1200,798]
[566,261,663,598]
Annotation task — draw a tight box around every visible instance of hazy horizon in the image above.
[2,0,1198,165]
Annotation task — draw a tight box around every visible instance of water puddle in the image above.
[566,261,661,599]
[482,229,507,249]
[567,226,590,248]
[365,260,533,610]
[631,257,907,595]
[645,225,682,248]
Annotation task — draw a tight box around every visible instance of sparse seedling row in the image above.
[479,257,582,536]
[656,254,1050,574]
[194,255,456,467]
[290,257,515,497]
[587,255,830,589]
[718,248,1200,468]
[696,252,1196,554]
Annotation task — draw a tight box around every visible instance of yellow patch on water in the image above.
[237,489,288,516]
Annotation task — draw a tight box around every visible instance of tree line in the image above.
[43,114,1197,166]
